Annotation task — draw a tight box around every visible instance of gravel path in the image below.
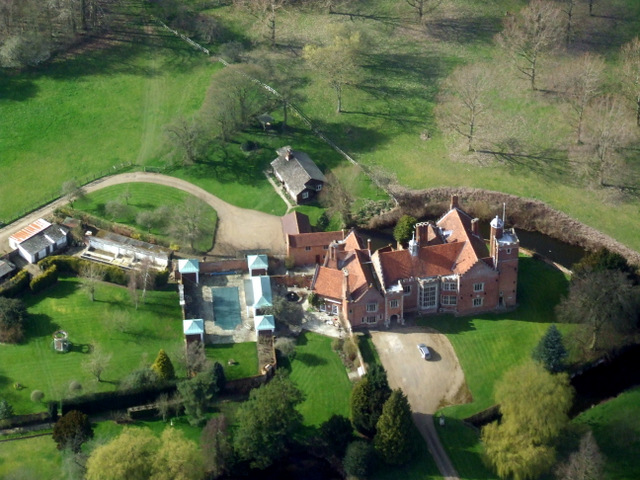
[0,172,285,258]
[371,326,466,480]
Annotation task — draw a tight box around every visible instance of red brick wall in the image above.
[199,260,248,274]
[288,246,329,266]
[272,274,312,289]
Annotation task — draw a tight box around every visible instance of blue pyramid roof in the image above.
[247,254,268,271]
[183,319,204,335]
[178,259,200,274]
[254,315,275,332]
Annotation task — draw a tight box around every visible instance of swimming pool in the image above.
[212,286,242,330]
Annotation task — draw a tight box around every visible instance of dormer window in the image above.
[315,184,323,191]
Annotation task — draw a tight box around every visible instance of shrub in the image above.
[307,292,321,308]
[0,296,27,344]
[152,349,175,381]
[38,256,128,286]
[120,368,159,391]
[53,410,94,452]
[30,390,45,403]
[0,399,14,420]
[0,269,30,297]
[284,256,295,270]
[30,265,59,293]
[319,414,353,457]
[241,140,258,152]
[155,269,170,288]
[275,337,296,360]
[68,380,82,395]
[343,440,375,478]
[343,338,359,364]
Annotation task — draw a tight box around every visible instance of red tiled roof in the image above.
[9,218,51,244]
[436,208,490,274]
[288,231,344,248]
[312,266,344,300]
[281,211,312,236]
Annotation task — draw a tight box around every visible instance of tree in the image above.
[0,297,27,344]
[136,210,156,233]
[52,410,94,453]
[120,368,159,391]
[343,440,375,478]
[0,399,14,420]
[79,262,103,302]
[261,295,304,326]
[441,63,491,151]
[131,257,156,305]
[559,53,604,144]
[169,197,207,251]
[304,28,364,113]
[497,0,564,90]
[233,0,287,46]
[351,365,392,437]
[177,363,222,426]
[532,324,568,373]
[318,172,354,228]
[86,428,159,480]
[201,415,234,478]
[165,116,205,166]
[61,180,85,208]
[560,0,577,44]
[182,340,213,375]
[556,269,638,353]
[0,32,51,68]
[83,344,112,382]
[233,373,304,469]
[374,389,415,465]
[405,0,441,23]
[482,362,574,480]
[275,336,296,360]
[105,199,129,221]
[30,390,44,403]
[620,37,640,127]
[588,0,597,16]
[572,248,637,280]
[319,414,353,457]
[555,430,605,480]
[155,392,182,422]
[153,428,204,480]
[393,215,417,245]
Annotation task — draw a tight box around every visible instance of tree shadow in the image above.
[24,313,61,339]
[294,352,327,367]
[0,76,39,103]
[477,147,571,182]
[424,14,504,45]
[68,342,92,354]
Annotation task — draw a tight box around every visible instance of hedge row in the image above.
[29,265,58,294]
[0,402,57,430]
[38,256,128,285]
[0,269,30,297]
[61,381,177,416]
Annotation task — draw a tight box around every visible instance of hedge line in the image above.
[29,265,58,294]
[38,256,128,285]
[0,270,30,297]
[0,402,57,430]
[61,381,177,416]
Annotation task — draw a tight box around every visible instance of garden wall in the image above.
[272,274,312,289]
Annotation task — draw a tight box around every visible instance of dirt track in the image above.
[0,172,285,258]
[371,327,467,480]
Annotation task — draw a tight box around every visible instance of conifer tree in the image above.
[152,349,175,380]
[374,389,415,465]
[532,324,568,373]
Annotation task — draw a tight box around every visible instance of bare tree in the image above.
[303,28,364,113]
[165,116,205,166]
[61,180,85,208]
[83,344,112,382]
[497,0,564,90]
[233,0,287,46]
[318,172,354,228]
[441,64,491,151]
[80,262,103,302]
[620,37,640,127]
[555,430,605,480]
[105,199,129,221]
[128,270,140,309]
[405,0,441,24]
[588,0,597,16]
[559,53,604,144]
[559,0,577,44]
[170,197,207,252]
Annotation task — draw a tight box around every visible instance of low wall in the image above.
[272,274,312,289]
[199,260,248,274]
[225,373,270,395]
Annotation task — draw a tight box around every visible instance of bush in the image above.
[0,296,27,344]
[30,265,59,293]
[284,256,295,270]
[38,256,128,286]
[0,399,14,420]
[0,411,50,430]
[53,410,94,452]
[319,414,353,457]
[152,350,175,381]
[0,269,30,297]
[155,269,170,288]
[68,380,82,395]
[119,368,159,391]
[343,440,375,478]
[275,337,296,360]
[30,390,45,403]
[308,292,321,309]
[241,140,258,152]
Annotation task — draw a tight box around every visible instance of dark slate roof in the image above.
[271,147,326,197]
[19,224,69,255]
[0,259,16,278]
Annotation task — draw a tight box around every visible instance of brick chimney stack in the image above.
[471,218,480,237]
[450,195,459,210]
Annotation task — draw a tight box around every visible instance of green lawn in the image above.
[205,342,258,381]
[73,183,218,253]
[572,387,640,480]
[288,332,352,427]
[0,434,61,479]
[0,276,183,414]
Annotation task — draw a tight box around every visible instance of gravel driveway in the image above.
[371,327,468,480]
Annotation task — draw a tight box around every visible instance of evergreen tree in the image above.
[152,349,175,380]
[532,324,568,373]
[178,363,221,426]
[0,399,14,420]
[319,414,354,457]
[374,389,415,465]
[343,440,375,478]
[52,410,94,453]
[350,365,392,437]
[393,215,417,245]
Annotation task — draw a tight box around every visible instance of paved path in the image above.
[371,327,464,480]
[0,172,285,258]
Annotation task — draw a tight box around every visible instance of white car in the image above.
[417,343,432,360]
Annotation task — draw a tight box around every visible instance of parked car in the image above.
[417,343,432,360]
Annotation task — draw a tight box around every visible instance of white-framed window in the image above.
[319,303,326,312]
[389,299,399,308]
[473,282,484,292]
[473,297,484,307]
[366,303,377,312]
[315,184,323,191]
[305,246,311,251]
[331,304,339,314]
[419,283,437,308]
[442,281,457,291]
[302,191,309,199]
[403,285,411,295]
[441,295,457,306]
[364,316,377,324]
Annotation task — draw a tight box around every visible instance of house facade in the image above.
[270,146,326,204]
[281,211,346,267]
[310,196,519,329]
[9,219,69,264]
[84,230,171,269]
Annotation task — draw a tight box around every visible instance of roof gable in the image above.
[271,148,326,196]
[254,314,276,332]
[183,319,204,335]
[178,259,200,274]
[288,231,345,248]
[281,211,312,235]
[247,254,268,271]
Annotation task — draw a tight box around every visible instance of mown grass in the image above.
[288,332,352,427]
[572,386,640,480]
[73,183,218,253]
[0,276,183,414]
[205,342,258,381]
[0,22,218,224]
[0,434,61,479]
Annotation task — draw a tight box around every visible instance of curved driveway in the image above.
[0,172,285,258]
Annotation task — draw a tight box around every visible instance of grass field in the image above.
[0,276,183,414]
[572,387,640,479]
[205,342,258,381]
[288,332,352,427]
[0,434,60,479]
[73,183,218,253]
